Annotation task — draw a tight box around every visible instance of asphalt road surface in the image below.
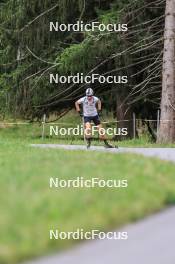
[25,207,175,264]
[31,144,175,163]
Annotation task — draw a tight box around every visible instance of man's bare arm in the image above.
[75,101,81,112]
[97,99,102,111]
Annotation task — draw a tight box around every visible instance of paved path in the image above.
[31,144,175,163]
[25,207,175,264]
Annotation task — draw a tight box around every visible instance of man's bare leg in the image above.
[97,124,117,148]
[85,122,92,149]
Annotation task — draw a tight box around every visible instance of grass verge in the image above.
[0,121,175,147]
[0,128,175,263]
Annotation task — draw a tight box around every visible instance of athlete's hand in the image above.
[98,110,102,116]
[78,110,83,117]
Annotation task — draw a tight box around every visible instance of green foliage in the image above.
[0,0,165,119]
[57,7,123,75]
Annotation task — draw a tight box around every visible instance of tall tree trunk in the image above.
[157,0,175,143]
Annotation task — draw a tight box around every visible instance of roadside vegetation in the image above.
[0,113,175,148]
[0,121,175,264]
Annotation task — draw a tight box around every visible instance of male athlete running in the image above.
[75,88,114,149]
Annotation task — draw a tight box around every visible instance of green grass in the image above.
[1,118,175,263]
[1,120,175,147]
[0,123,175,264]
[2,108,175,147]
